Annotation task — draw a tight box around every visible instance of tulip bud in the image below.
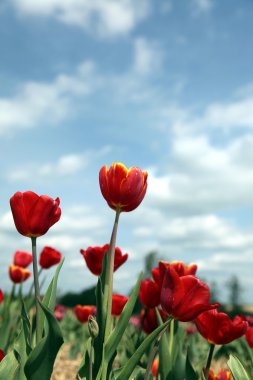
[88,315,99,339]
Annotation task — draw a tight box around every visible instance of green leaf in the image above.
[185,351,198,380]
[156,310,171,379]
[227,354,251,380]
[24,301,64,380]
[76,338,92,380]
[115,319,170,380]
[93,277,105,378]
[105,272,142,363]
[37,259,64,340]
[0,350,21,380]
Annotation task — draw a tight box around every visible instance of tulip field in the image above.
[1,162,253,380]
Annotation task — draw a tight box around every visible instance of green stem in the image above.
[103,209,120,341]
[101,208,121,380]
[89,339,94,380]
[27,267,42,298]
[169,319,174,354]
[204,343,215,380]
[31,237,41,345]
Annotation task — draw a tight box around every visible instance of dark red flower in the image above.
[13,250,32,268]
[139,279,160,308]
[186,324,196,335]
[39,246,62,269]
[80,244,128,276]
[0,350,5,362]
[152,260,198,290]
[245,326,253,348]
[0,289,3,304]
[74,305,96,323]
[141,307,167,334]
[111,294,129,316]
[160,266,219,322]
[9,265,31,284]
[195,310,248,345]
[99,163,148,212]
[10,191,61,238]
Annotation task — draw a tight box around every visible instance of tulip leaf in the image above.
[24,301,64,380]
[115,319,170,380]
[37,258,64,340]
[76,338,91,379]
[185,351,198,380]
[227,354,251,380]
[156,309,171,380]
[0,350,21,380]
[105,272,142,363]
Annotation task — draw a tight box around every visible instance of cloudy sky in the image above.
[1,0,253,303]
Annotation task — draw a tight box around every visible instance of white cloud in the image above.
[133,37,162,75]
[11,0,150,37]
[192,0,213,13]
[7,147,110,182]
[0,61,95,136]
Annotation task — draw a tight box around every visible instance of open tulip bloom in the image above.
[1,165,252,380]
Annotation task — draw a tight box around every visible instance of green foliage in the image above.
[228,354,251,380]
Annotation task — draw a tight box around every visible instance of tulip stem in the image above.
[101,208,120,380]
[31,237,41,345]
[169,319,174,355]
[204,343,215,379]
[89,338,94,380]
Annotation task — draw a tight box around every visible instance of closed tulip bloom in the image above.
[207,368,232,380]
[152,260,198,290]
[39,246,62,269]
[152,357,159,377]
[74,305,96,323]
[0,350,5,362]
[10,191,61,238]
[111,294,129,316]
[195,310,248,345]
[99,163,148,212]
[245,326,253,348]
[13,250,32,268]
[141,307,167,334]
[9,265,31,284]
[160,266,219,322]
[139,279,160,308]
[0,289,3,304]
[80,244,128,276]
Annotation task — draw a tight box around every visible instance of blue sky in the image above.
[1,0,253,303]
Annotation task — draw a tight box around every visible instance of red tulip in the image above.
[10,191,61,238]
[54,304,66,321]
[160,266,219,322]
[139,279,160,308]
[0,289,3,304]
[140,307,167,334]
[99,163,148,212]
[80,244,128,276]
[195,310,248,345]
[207,368,232,380]
[111,294,129,316]
[9,265,31,284]
[0,350,5,362]
[152,357,159,377]
[39,246,62,269]
[152,260,197,290]
[245,326,253,348]
[13,250,32,268]
[74,305,96,323]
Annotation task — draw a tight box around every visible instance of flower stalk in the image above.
[204,343,215,380]
[31,237,41,345]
